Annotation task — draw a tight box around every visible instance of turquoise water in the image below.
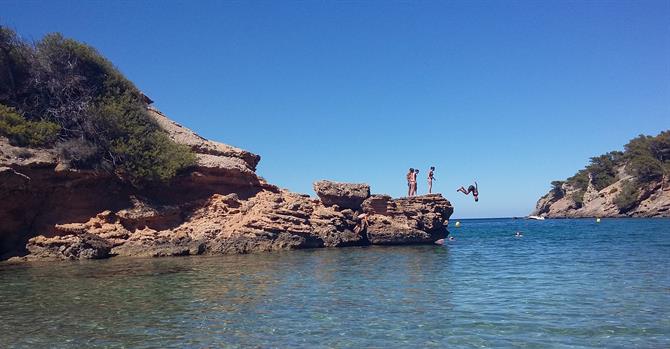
[1,218,669,348]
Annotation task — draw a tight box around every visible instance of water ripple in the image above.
[1,218,669,348]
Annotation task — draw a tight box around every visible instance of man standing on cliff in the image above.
[413,169,419,195]
[407,168,415,196]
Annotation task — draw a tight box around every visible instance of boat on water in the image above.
[527,215,546,220]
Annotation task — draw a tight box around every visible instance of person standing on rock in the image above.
[427,167,436,194]
[412,169,419,196]
[407,168,415,196]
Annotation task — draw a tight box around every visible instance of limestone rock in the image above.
[26,233,111,260]
[148,108,260,170]
[313,180,370,210]
[112,230,205,257]
[363,194,453,244]
[0,106,455,261]
[532,170,670,218]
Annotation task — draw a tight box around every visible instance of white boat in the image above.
[527,215,545,220]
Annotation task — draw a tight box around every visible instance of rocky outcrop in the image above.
[532,169,670,218]
[362,194,453,244]
[26,233,111,260]
[1,108,454,262]
[313,180,370,210]
[12,188,452,260]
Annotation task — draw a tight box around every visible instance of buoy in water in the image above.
[596,218,601,223]
[455,221,461,228]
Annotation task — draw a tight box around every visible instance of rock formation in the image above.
[313,180,370,209]
[1,108,454,262]
[532,168,670,218]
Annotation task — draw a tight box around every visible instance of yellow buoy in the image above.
[596,218,601,223]
[455,221,461,228]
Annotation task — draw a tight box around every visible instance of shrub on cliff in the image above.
[614,180,638,213]
[566,170,589,192]
[624,132,669,184]
[561,131,668,196]
[0,26,196,185]
[587,152,622,190]
[0,104,59,147]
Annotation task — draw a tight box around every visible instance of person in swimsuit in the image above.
[457,181,479,202]
[427,166,436,194]
[406,168,414,196]
[412,169,419,196]
[354,213,370,234]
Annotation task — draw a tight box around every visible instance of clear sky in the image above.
[2,0,669,218]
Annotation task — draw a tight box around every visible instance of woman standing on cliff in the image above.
[406,168,415,196]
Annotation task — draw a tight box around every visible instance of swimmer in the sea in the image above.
[457,181,478,202]
[515,231,523,237]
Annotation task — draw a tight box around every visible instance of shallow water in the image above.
[1,218,669,348]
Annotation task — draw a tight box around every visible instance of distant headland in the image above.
[532,131,670,218]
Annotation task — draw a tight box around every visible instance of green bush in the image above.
[567,170,589,192]
[93,95,196,184]
[587,152,621,190]
[614,180,639,212]
[628,155,663,183]
[556,131,668,202]
[624,133,668,184]
[0,104,59,147]
[0,26,196,185]
[113,132,196,184]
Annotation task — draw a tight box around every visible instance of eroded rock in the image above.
[1,107,455,261]
[26,233,111,260]
[364,194,453,244]
[313,180,370,210]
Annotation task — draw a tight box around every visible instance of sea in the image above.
[1,218,668,348]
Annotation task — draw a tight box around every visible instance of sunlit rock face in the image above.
[1,110,454,262]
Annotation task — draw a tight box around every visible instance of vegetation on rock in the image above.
[548,130,669,207]
[0,104,59,147]
[0,26,195,184]
[614,180,639,213]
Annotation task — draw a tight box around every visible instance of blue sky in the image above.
[2,0,669,218]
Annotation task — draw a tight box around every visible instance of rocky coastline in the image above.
[1,108,453,262]
[531,169,670,218]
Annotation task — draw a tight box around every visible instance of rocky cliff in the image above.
[1,109,453,261]
[532,167,670,218]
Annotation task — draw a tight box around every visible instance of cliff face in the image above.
[532,167,670,218]
[1,109,453,261]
